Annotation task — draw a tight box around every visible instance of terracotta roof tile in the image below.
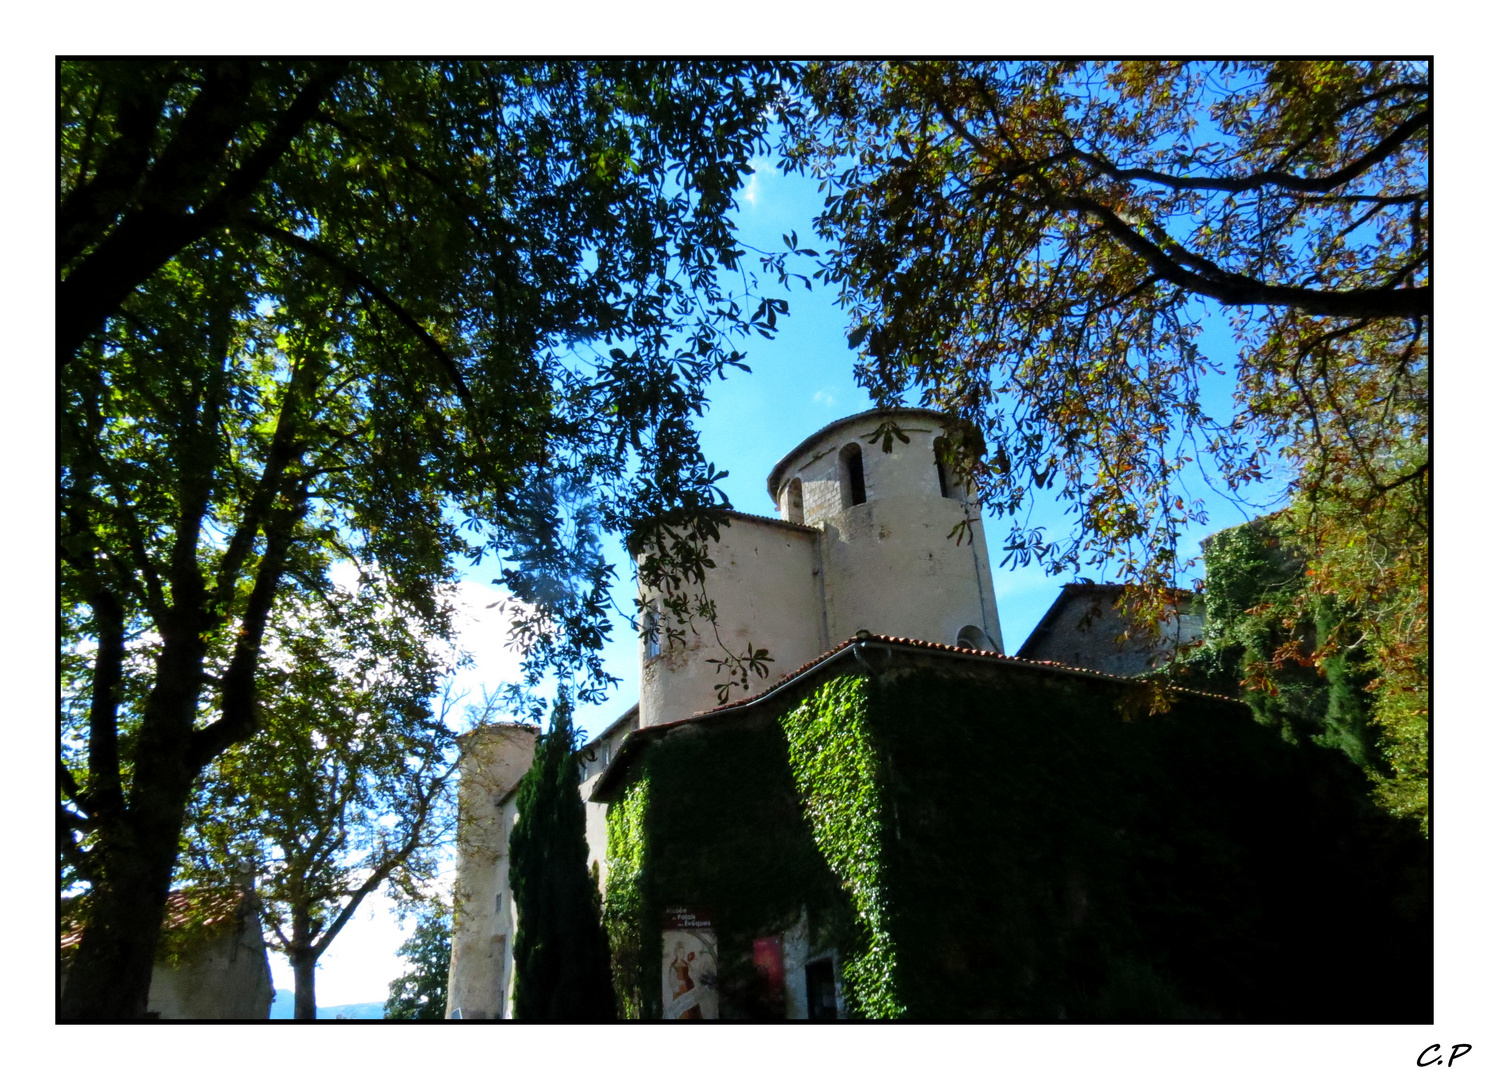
[60,888,249,951]
[720,508,820,534]
[698,632,1183,716]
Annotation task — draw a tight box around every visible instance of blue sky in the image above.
[547,153,1288,742]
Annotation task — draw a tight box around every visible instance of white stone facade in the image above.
[445,723,536,1020]
[639,408,1003,729]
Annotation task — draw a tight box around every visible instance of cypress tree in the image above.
[509,691,617,1019]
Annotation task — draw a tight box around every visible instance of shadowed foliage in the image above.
[509,693,616,1019]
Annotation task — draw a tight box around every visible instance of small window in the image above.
[839,443,866,508]
[494,935,508,1018]
[805,957,838,1020]
[784,477,805,524]
[642,607,661,659]
[956,625,994,651]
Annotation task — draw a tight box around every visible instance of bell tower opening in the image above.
[957,624,994,651]
[784,477,804,524]
[934,437,968,501]
[839,443,866,508]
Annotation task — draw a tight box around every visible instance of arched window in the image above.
[956,624,994,651]
[784,477,804,524]
[934,437,967,501]
[839,443,866,508]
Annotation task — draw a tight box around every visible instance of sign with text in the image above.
[662,907,718,1019]
[664,907,713,931]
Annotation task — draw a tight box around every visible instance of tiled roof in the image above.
[720,508,819,535]
[702,632,1151,716]
[60,888,250,951]
[579,702,639,754]
[588,631,1238,802]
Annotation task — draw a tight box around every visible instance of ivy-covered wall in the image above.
[603,718,859,1018]
[604,662,1429,1021]
[868,667,1427,1020]
[778,675,902,1017]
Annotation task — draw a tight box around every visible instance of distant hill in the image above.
[269,990,386,1019]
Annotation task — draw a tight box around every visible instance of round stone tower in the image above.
[636,407,1004,729]
[766,407,1004,653]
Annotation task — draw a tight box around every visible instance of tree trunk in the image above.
[57,768,196,1020]
[58,819,180,1019]
[59,630,207,1020]
[292,951,318,1020]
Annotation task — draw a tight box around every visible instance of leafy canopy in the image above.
[786,61,1427,827]
[58,59,794,1018]
[789,60,1426,592]
[385,901,453,1021]
[179,575,464,1017]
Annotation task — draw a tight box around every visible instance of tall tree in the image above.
[508,692,616,1020]
[789,60,1428,828]
[180,578,462,1020]
[59,60,794,1018]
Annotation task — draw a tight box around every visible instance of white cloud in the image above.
[812,389,837,407]
[446,579,527,705]
[740,156,778,207]
[321,563,528,711]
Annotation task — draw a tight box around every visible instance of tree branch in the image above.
[929,91,1430,320]
[59,804,101,882]
[58,61,348,367]
[190,500,306,769]
[1064,109,1429,197]
[59,759,93,819]
[211,350,309,616]
[58,63,176,267]
[242,218,481,418]
[83,587,128,815]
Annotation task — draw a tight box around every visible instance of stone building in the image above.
[60,888,274,1020]
[447,407,1429,1021]
[637,408,1004,730]
[1016,582,1203,676]
[443,722,536,1020]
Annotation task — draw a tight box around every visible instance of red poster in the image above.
[752,934,785,993]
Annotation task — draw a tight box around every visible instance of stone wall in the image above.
[445,723,536,1019]
[773,411,1003,652]
[145,911,274,1019]
[1017,585,1202,676]
[639,513,824,728]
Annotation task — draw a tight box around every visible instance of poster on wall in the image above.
[662,907,718,1019]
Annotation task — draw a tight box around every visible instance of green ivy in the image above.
[778,676,904,1018]
[1177,519,1384,774]
[603,719,858,1018]
[602,663,1428,1020]
[602,777,650,1019]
